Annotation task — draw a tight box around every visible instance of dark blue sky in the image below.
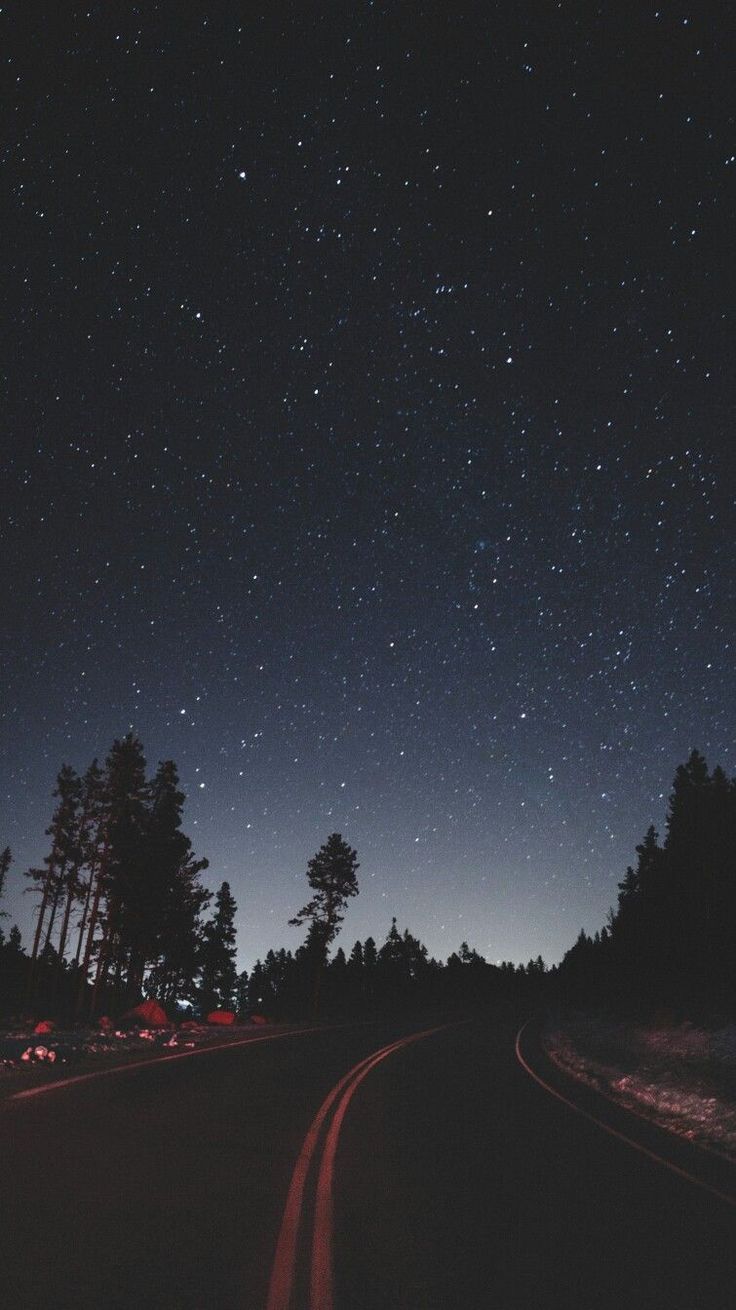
[2,3,733,969]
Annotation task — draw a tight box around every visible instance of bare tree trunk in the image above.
[30,879,51,967]
[126,952,146,1007]
[56,874,77,968]
[42,860,66,954]
[311,953,326,1017]
[51,869,79,1011]
[76,843,108,1019]
[24,863,56,1007]
[90,898,118,1018]
[73,869,94,968]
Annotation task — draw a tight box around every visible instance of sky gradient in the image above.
[2,3,734,970]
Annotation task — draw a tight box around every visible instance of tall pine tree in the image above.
[198,881,238,1013]
[289,833,359,1013]
[0,846,10,919]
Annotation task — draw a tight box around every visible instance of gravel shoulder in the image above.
[0,1020,301,1101]
[543,1011,736,1161]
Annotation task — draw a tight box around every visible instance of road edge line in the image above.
[9,1025,338,1102]
[515,1018,736,1209]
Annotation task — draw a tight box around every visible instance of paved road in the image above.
[2,1011,734,1309]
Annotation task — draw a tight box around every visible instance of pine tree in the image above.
[376,919,430,1006]
[76,762,114,1017]
[0,846,10,919]
[198,881,238,1013]
[120,761,194,1001]
[289,833,359,1013]
[344,939,366,1011]
[662,750,714,991]
[564,750,736,1007]
[0,922,25,1017]
[138,760,210,1009]
[363,936,377,970]
[89,734,149,1014]
[51,766,107,1005]
[236,967,250,1017]
[247,959,275,1013]
[325,945,348,1013]
[25,765,81,1005]
[71,760,106,973]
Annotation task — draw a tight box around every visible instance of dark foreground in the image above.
[1,1011,734,1309]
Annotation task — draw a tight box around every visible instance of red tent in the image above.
[122,999,169,1027]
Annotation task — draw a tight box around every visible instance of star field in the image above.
[1,3,733,969]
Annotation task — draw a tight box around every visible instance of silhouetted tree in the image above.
[345,939,367,1012]
[0,846,10,918]
[559,750,736,1012]
[198,881,238,1013]
[236,967,250,1017]
[25,765,82,1006]
[0,922,26,1016]
[247,959,276,1014]
[81,738,209,1016]
[125,759,210,1006]
[71,760,106,972]
[90,734,149,1012]
[289,833,359,1013]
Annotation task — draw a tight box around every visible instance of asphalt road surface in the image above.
[2,1011,735,1309]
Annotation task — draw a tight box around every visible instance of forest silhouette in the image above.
[1,744,734,1022]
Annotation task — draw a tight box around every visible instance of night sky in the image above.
[2,4,734,972]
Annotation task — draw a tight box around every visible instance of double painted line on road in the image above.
[266,1023,448,1310]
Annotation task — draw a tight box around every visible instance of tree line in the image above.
[0,735,546,1022]
[3,741,732,1024]
[240,920,546,1020]
[556,749,736,1014]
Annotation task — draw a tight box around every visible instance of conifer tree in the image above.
[345,939,366,1011]
[198,881,238,1013]
[25,765,81,1004]
[0,846,10,918]
[289,833,359,1013]
[236,967,250,1017]
[118,759,208,1008]
[0,922,25,1017]
[89,734,148,1013]
[247,959,275,1013]
[51,763,107,1003]
[363,936,377,970]
[325,945,348,1012]
[70,760,106,972]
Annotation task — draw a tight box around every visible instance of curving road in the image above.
[2,1011,734,1309]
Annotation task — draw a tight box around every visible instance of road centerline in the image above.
[266,1023,449,1310]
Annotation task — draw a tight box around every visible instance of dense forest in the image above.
[0,735,235,1021]
[556,749,736,1015]
[1,743,734,1024]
